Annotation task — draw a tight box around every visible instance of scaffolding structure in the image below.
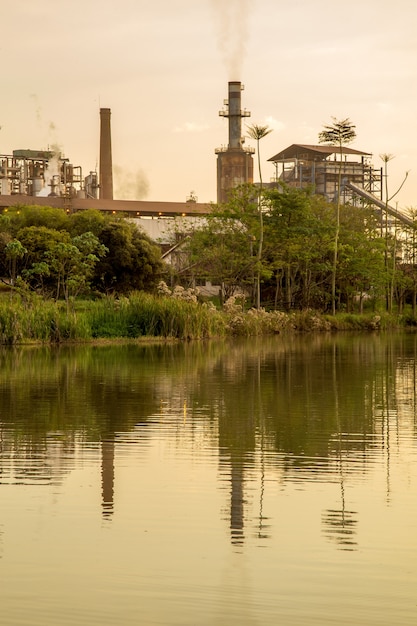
[268,144,382,205]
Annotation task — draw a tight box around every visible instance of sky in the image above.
[2,0,417,208]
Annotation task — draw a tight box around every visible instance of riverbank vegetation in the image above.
[0,287,411,345]
[178,184,417,314]
[0,205,163,303]
[0,189,417,344]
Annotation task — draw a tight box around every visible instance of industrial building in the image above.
[215,81,254,203]
[0,80,413,233]
[268,143,382,203]
[267,143,415,228]
[0,149,88,199]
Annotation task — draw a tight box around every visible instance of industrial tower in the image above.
[215,82,254,204]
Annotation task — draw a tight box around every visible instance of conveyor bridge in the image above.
[343,180,415,228]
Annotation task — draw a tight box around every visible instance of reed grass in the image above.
[0,291,410,345]
[0,296,90,344]
[82,292,226,340]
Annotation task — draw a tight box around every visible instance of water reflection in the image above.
[322,508,358,550]
[101,439,115,519]
[0,334,417,553]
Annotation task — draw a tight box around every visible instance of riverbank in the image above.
[0,291,413,345]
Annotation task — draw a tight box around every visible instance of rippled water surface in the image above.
[1,334,417,625]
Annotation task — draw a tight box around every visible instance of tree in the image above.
[0,206,165,297]
[13,225,107,302]
[337,204,386,312]
[379,153,410,312]
[17,226,71,295]
[263,186,334,310]
[92,219,164,294]
[4,239,27,287]
[318,117,356,314]
[68,208,107,237]
[183,185,262,303]
[46,232,108,305]
[400,209,417,315]
[0,205,70,236]
[246,124,272,308]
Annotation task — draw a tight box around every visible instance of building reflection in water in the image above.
[101,438,115,519]
[229,458,245,546]
[1,335,408,547]
[218,400,255,547]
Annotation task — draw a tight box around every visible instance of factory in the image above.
[0,81,412,235]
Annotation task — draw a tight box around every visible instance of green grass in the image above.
[0,291,412,345]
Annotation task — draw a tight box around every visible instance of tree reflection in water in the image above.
[0,333,416,551]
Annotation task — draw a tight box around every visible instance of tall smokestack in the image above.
[215,81,254,203]
[99,108,113,200]
[228,81,244,149]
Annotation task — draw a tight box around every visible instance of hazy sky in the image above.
[3,0,417,207]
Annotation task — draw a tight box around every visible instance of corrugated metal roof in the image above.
[268,143,372,162]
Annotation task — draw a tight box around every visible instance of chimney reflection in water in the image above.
[101,439,115,519]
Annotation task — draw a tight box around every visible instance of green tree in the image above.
[263,186,334,309]
[14,225,107,301]
[246,124,272,308]
[0,205,70,236]
[379,153,410,312]
[0,206,165,297]
[337,204,386,312]
[184,185,265,303]
[92,219,164,294]
[46,232,107,305]
[318,117,356,314]
[4,239,27,286]
[16,225,70,261]
[68,208,107,237]
[400,209,417,315]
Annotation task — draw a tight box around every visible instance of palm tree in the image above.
[318,117,356,315]
[247,123,272,309]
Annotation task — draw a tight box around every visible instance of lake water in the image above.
[0,333,417,625]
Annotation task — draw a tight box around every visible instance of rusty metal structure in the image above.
[0,87,413,233]
[0,108,110,202]
[0,149,85,199]
[215,81,254,203]
[268,143,382,205]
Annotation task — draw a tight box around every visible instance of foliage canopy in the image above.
[0,206,165,299]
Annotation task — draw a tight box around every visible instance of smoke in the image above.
[29,93,42,126]
[209,0,250,79]
[113,165,150,200]
[37,143,62,197]
[29,94,60,146]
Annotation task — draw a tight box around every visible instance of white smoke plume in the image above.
[37,143,62,197]
[113,165,150,200]
[209,0,250,79]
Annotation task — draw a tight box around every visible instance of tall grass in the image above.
[0,296,90,344]
[0,291,410,345]
[86,293,226,339]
